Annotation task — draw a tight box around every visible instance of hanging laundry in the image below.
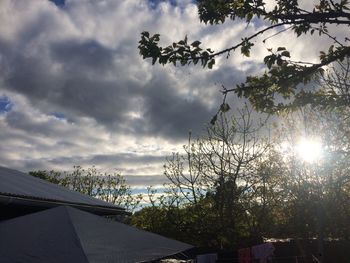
[251,243,275,263]
[238,247,251,263]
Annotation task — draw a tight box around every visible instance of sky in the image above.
[0,0,333,189]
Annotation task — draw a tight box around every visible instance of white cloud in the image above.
[0,0,344,188]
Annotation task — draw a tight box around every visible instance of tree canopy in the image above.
[138,0,350,113]
[29,166,142,212]
[130,106,350,250]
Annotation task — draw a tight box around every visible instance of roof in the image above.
[0,166,126,216]
[0,206,193,263]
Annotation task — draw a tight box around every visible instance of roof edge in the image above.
[0,193,130,216]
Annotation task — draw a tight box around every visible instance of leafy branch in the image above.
[138,0,350,112]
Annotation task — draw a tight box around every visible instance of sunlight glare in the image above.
[295,138,323,163]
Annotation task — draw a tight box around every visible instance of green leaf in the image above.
[281,51,290,57]
[208,59,215,69]
[328,45,334,53]
[152,57,157,65]
[277,58,283,66]
[210,114,217,125]
[220,103,230,112]
[246,12,253,21]
[191,41,201,47]
[142,31,150,38]
[241,47,250,57]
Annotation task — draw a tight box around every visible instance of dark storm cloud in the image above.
[124,175,168,187]
[1,49,58,101]
[50,40,115,74]
[0,0,268,174]
[2,38,141,128]
[87,153,165,166]
[51,77,137,125]
[47,156,85,166]
[135,63,254,140]
[32,152,168,175]
[0,0,286,184]
[21,159,56,172]
[141,74,215,139]
[5,47,249,141]
[0,0,339,176]
[1,33,223,140]
[5,111,55,137]
[0,0,253,144]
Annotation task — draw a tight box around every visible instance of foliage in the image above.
[29,166,142,212]
[131,94,350,249]
[131,106,274,249]
[138,0,350,112]
[272,106,350,239]
[129,197,225,247]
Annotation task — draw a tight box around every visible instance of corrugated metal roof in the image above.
[0,206,193,263]
[0,166,125,214]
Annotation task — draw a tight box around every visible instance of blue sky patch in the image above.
[148,0,178,9]
[0,96,13,113]
[50,112,65,120]
[48,0,65,7]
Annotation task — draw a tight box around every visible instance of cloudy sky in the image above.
[0,0,331,188]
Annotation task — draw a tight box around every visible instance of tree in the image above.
[131,100,350,248]
[138,0,350,112]
[132,106,274,249]
[29,166,142,212]
[268,104,350,240]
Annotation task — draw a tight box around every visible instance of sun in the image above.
[295,138,323,163]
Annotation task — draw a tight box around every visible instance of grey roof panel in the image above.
[0,206,89,263]
[69,206,193,262]
[0,166,124,213]
[0,206,193,263]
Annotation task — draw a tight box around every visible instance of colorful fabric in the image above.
[238,247,251,263]
[251,243,275,263]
